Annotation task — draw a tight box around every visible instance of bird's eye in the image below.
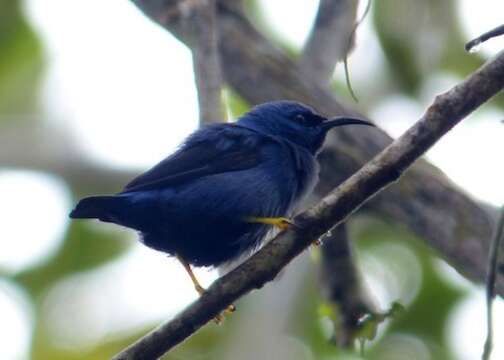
[295,114,307,124]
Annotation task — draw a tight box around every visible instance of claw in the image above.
[212,304,236,324]
[177,255,235,324]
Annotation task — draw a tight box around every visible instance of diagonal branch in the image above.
[300,0,359,85]
[112,47,504,360]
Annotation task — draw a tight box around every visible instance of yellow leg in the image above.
[176,255,235,323]
[244,216,293,231]
[177,255,206,295]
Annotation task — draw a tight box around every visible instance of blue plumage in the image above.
[70,101,373,267]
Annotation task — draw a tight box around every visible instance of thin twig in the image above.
[482,206,504,360]
[112,51,504,360]
[300,0,359,85]
[343,0,372,102]
[466,24,504,52]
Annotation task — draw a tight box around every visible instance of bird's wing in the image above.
[121,124,264,193]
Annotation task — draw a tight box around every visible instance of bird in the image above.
[70,100,374,299]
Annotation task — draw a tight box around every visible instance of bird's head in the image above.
[237,101,375,154]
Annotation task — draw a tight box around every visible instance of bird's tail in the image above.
[69,195,125,223]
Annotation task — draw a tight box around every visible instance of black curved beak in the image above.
[321,116,375,132]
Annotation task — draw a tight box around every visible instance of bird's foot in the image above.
[245,216,294,231]
[214,304,237,324]
[178,255,236,324]
[210,304,236,324]
[199,288,235,324]
[192,275,236,324]
[195,285,236,324]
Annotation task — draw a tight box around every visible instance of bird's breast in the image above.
[267,140,319,213]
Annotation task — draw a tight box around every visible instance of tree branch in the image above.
[178,0,223,124]
[112,47,504,360]
[300,0,359,85]
[0,123,135,195]
[483,204,504,360]
[466,23,504,52]
[319,223,373,347]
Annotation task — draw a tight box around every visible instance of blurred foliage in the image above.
[375,0,444,93]
[0,0,499,359]
[0,0,43,116]
[359,221,465,360]
[224,87,250,121]
[15,222,130,301]
[32,322,224,360]
[283,219,466,360]
[17,222,132,359]
[374,0,480,94]
[245,0,302,59]
[373,0,504,109]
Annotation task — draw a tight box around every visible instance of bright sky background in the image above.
[0,0,503,358]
